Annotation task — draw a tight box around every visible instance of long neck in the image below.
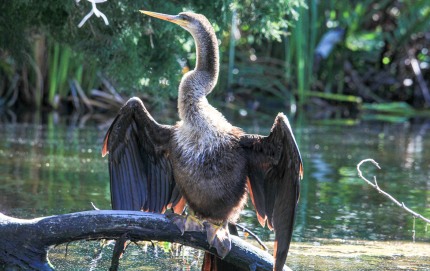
[192,29,219,85]
[178,24,219,122]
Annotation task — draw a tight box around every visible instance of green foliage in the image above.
[287,0,317,105]
[232,0,430,109]
[1,0,429,111]
[362,101,415,115]
[230,0,305,41]
[47,40,99,108]
[0,0,306,108]
[316,0,430,105]
[0,1,31,63]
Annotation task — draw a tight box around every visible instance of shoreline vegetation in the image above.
[1,2,429,268]
[1,1,429,120]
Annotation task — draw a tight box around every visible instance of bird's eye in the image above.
[179,14,189,21]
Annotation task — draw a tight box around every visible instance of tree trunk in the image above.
[0,210,291,271]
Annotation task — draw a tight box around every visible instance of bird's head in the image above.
[140,10,211,36]
[140,10,219,98]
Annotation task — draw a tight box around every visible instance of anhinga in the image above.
[102,10,303,271]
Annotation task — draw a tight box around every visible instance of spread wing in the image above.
[102,97,185,214]
[240,113,303,271]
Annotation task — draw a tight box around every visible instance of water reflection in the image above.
[0,113,112,217]
[0,112,429,269]
[295,121,430,243]
[49,240,203,271]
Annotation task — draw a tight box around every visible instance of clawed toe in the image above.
[184,215,205,232]
[172,215,187,235]
[172,214,205,235]
[172,215,232,258]
[204,222,231,258]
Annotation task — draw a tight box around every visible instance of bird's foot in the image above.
[204,221,231,259]
[172,215,231,258]
[172,214,205,235]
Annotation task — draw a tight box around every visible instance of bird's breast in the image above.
[172,124,238,180]
[170,125,247,222]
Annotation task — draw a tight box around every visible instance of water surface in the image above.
[0,112,429,270]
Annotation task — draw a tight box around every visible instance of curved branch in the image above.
[236,223,269,251]
[357,159,430,224]
[0,211,291,271]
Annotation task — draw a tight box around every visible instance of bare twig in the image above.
[91,202,100,210]
[236,223,268,251]
[357,159,430,225]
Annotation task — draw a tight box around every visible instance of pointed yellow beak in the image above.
[140,10,188,27]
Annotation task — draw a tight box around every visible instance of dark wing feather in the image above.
[240,113,303,271]
[102,97,184,213]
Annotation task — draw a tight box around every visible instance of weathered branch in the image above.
[357,159,430,225]
[0,210,291,271]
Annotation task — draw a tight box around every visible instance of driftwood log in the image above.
[0,210,291,271]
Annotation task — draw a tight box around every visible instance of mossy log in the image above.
[0,210,291,271]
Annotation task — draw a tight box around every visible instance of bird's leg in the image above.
[172,210,205,235]
[203,221,231,259]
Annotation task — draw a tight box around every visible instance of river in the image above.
[0,111,429,270]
